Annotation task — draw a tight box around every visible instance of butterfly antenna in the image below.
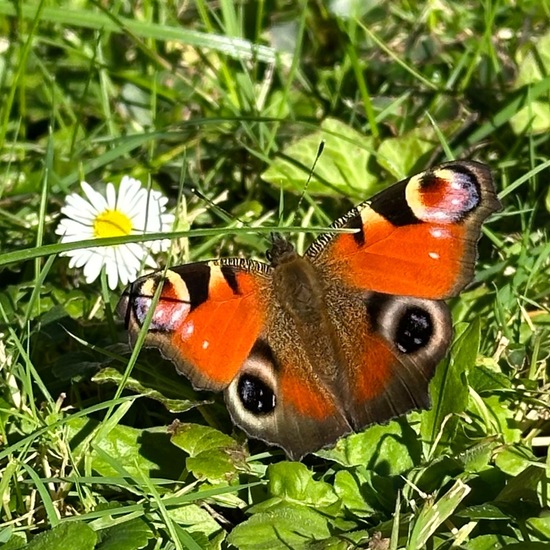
[191,187,245,226]
[287,140,325,227]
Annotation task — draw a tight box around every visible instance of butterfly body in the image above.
[118,160,500,460]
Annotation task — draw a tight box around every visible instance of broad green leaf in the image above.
[333,470,376,516]
[469,365,512,393]
[93,367,205,413]
[527,516,550,540]
[510,31,550,134]
[261,118,378,197]
[68,417,185,480]
[263,462,339,509]
[186,451,245,483]
[509,100,550,135]
[465,534,518,549]
[171,423,248,482]
[494,445,537,476]
[502,544,550,550]
[169,504,222,537]
[296,530,373,549]
[170,423,237,456]
[227,504,331,550]
[477,395,522,444]
[318,420,421,474]
[22,522,96,550]
[408,479,471,550]
[495,465,544,506]
[421,319,480,455]
[456,503,511,520]
[96,517,153,550]
[377,128,438,180]
[0,531,26,550]
[410,455,464,495]
[458,437,498,473]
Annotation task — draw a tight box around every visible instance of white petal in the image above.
[142,253,157,268]
[106,263,120,289]
[82,253,105,283]
[56,219,94,240]
[119,177,142,210]
[63,193,99,219]
[67,249,94,267]
[81,181,108,212]
[61,205,96,225]
[105,182,117,210]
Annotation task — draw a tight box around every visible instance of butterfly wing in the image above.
[118,258,353,459]
[306,160,501,299]
[118,160,500,460]
[117,260,270,391]
[303,161,500,447]
[322,285,452,435]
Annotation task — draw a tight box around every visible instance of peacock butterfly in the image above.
[117,160,501,460]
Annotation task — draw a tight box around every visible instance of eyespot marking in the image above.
[237,374,276,415]
[395,306,433,353]
[406,166,482,223]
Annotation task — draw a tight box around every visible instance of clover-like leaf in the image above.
[262,118,378,198]
[22,522,96,550]
[227,504,331,549]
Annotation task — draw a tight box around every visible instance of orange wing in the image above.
[307,161,501,299]
[117,260,270,391]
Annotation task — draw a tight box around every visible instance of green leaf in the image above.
[171,423,248,483]
[96,517,153,550]
[333,470,375,516]
[318,420,421,474]
[469,365,512,393]
[93,367,204,413]
[456,503,511,520]
[170,423,237,456]
[68,417,185,480]
[22,522,97,550]
[168,504,222,537]
[264,462,339,509]
[477,395,522,444]
[227,504,331,550]
[0,531,26,550]
[527,515,550,540]
[261,118,378,197]
[458,437,499,473]
[510,31,550,134]
[495,465,545,507]
[377,127,438,180]
[421,320,480,454]
[509,100,550,135]
[465,534,518,549]
[501,544,550,550]
[408,479,471,550]
[494,444,537,476]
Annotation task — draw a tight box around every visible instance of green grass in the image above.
[1,0,550,549]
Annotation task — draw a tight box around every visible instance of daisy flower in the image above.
[56,176,174,290]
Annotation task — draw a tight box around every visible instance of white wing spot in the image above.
[429,251,440,260]
[183,322,195,338]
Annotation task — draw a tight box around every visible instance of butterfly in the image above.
[117,160,501,460]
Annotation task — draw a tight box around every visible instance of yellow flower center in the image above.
[93,209,132,238]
